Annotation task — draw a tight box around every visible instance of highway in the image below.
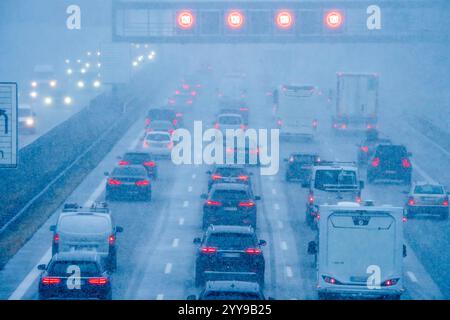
[0,73,448,300]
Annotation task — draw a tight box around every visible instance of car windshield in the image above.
[203,292,261,300]
[112,167,146,177]
[219,116,242,125]
[314,170,357,190]
[146,133,170,142]
[414,185,445,195]
[212,190,249,201]
[207,233,255,249]
[49,261,100,277]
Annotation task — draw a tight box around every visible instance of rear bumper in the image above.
[203,271,260,283]
[407,205,449,215]
[318,285,404,299]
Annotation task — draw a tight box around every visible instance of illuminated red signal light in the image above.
[276,11,294,29]
[325,10,344,29]
[177,11,195,30]
[227,11,245,29]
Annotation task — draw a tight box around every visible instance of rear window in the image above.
[314,170,357,190]
[148,110,175,120]
[123,153,152,163]
[59,215,110,234]
[112,166,147,176]
[219,116,242,125]
[207,233,255,249]
[146,133,170,142]
[212,190,249,200]
[203,291,261,300]
[414,185,444,195]
[375,145,407,159]
[215,167,246,177]
[292,154,318,163]
[49,261,100,277]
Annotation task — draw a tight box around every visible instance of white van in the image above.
[307,202,406,300]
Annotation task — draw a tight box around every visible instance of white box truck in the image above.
[308,202,406,300]
[332,73,379,133]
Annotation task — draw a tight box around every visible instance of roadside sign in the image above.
[0,82,18,168]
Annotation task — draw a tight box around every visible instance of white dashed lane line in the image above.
[407,271,418,283]
[172,239,179,248]
[280,241,288,251]
[183,201,189,208]
[179,218,185,226]
[156,294,164,300]
[286,266,293,278]
[164,263,173,274]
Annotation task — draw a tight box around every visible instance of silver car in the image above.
[405,182,449,219]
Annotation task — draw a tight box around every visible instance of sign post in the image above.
[0,82,18,168]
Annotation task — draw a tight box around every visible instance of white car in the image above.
[143,131,173,158]
[405,182,449,219]
[214,113,245,133]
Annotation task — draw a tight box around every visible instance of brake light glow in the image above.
[145,118,151,125]
[177,11,195,30]
[108,234,115,245]
[355,196,362,203]
[340,124,347,129]
[42,277,61,285]
[402,159,411,168]
[240,124,247,130]
[276,11,294,29]
[360,146,369,153]
[144,161,156,167]
[325,11,344,29]
[206,200,222,206]
[245,248,261,255]
[238,175,249,181]
[53,233,60,244]
[191,91,197,96]
[88,277,109,285]
[312,119,319,128]
[382,278,399,287]
[135,180,150,186]
[175,90,181,95]
[372,157,380,167]
[182,84,190,90]
[408,198,415,206]
[443,198,449,206]
[308,194,314,204]
[212,174,222,180]
[214,123,220,129]
[108,179,122,186]
[239,201,255,207]
[119,160,130,166]
[201,247,217,254]
[323,276,337,284]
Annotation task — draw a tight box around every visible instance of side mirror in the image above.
[49,225,56,232]
[104,172,110,177]
[37,264,46,271]
[200,194,208,200]
[359,180,365,190]
[193,237,202,245]
[259,240,267,247]
[187,295,197,300]
[116,226,124,233]
[403,244,407,258]
[308,241,318,255]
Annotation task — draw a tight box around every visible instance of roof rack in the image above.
[62,202,110,214]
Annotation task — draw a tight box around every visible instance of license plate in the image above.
[223,253,240,258]
[224,207,238,211]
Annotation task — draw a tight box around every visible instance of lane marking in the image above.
[286,266,293,278]
[179,218,185,226]
[164,263,173,274]
[129,130,144,150]
[272,188,277,195]
[183,201,189,208]
[188,186,193,192]
[192,174,197,179]
[407,122,450,158]
[156,294,164,300]
[8,247,52,300]
[274,203,280,211]
[280,241,288,251]
[172,238,179,248]
[407,271,418,283]
[278,221,283,229]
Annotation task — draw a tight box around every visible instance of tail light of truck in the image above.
[277,119,283,126]
[322,276,342,285]
[145,118,151,125]
[372,157,380,167]
[172,119,178,126]
[381,278,399,287]
[308,193,314,204]
[443,197,449,206]
[355,196,362,203]
[214,123,220,129]
[402,159,411,168]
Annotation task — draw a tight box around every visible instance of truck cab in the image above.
[305,161,364,228]
[308,202,406,300]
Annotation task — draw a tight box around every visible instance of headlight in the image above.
[44,97,53,105]
[31,81,38,88]
[77,81,85,88]
[67,68,73,75]
[30,91,38,99]
[64,96,73,105]
[93,80,101,88]
[26,117,35,126]
[49,80,57,88]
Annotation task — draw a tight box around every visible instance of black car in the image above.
[223,138,260,167]
[146,108,182,129]
[105,165,152,201]
[188,281,270,300]
[207,165,252,191]
[218,97,249,124]
[357,136,392,166]
[38,252,112,300]
[119,151,158,178]
[285,153,320,184]
[193,226,266,287]
[201,183,261,229]
[367,144,412,184]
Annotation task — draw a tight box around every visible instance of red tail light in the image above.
[408,198,415,206]
[175,90,181,95]
[206,200,222,206]
[214,123,220,129]
[212,174,222,180]
[366,124,373,129]
[340,124,347,129]
[355,196,362,203]
[108,234,115,245]
[135,180,150,186]
[144,161,156,167]
[172,119,178,126]
[372,157,380,167]
[443,198,449,206]
[145,118,151,125]
[88,277,108,285]
[312,120,319,128]
[245,248,261,255]
[168,129,174,135]
[53,233,60,244]
[277,119,283,126]
[119,160,130,166]
[402,159,411,168]
[240,124,247,130]
[167,141,174,149]
[108,179,121,186]
[240,107,248,111]
[191,91,197,96]
[238,175,249,181]
[201,247,217,254]
[323,276,337,284]
[182,84,190,90]
[42,277,61,285]
[360,146,369,153]
[382,278,399,287]
[239,201,255,207]
[308,194,314,204]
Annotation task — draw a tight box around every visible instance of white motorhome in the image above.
[273,84,325,140]
[308,202,406,300]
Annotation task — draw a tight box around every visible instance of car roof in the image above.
[52,252,101,263]
[207,225,255,234]
[211,183,250,191]
[205,281,260,293]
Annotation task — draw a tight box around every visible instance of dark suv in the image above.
[201,183,261,229]
[285,153,320,185]
[367,144,412,184]
[38,252,112,300]
[193,226,266,287]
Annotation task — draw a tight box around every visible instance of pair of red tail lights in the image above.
[177,10,344,30]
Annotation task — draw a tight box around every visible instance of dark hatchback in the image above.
[194,226,266,287]
[105,165,152,201]
[285,153,320,184]
[119,151,158,178]
[38,252,112,300]
[202,183,261,229]
[367,144,412,184]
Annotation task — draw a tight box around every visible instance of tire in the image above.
[195,267,205,287]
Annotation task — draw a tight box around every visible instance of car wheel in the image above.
[195,267,205,287]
